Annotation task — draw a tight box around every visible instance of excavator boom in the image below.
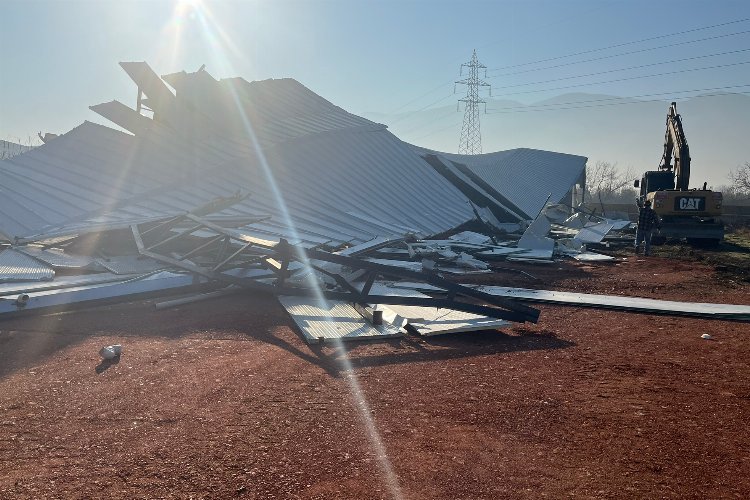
[658,102,691,190]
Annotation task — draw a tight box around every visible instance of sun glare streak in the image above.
[178,3,403,497]
[333,340,405,500]
[184,0,245,62]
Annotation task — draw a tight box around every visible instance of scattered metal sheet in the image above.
[365,258,424,272]
[0,249,55,282]
[0,273,135,296]
[508,249,556,261]
[404,307,510,336]
[474,247,526,259]
[383,281,445,293]
[365,258,490,275]
[278,295,403,344]
[367,284,510,336]
[604,219,632,230]
[516,211,554,255]
[448,231,493,245]
[573,252,617,262]
[338,236,399,257]
[573,221,616,244]
[477,286,750,322]
[0,272,200,316]
[96,255,166,275]
[132,217,540,324]
[16,246,101,270]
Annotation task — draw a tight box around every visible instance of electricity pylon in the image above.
[456,49,490,155]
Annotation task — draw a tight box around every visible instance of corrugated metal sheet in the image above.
[278,295,403,343]
[0,63,476,247]
[367,284,510,336]
[96,256,165,275]
[0,249,55,282]
[17,246,99,270]
[477,286,750,321]
[416,147,587,220]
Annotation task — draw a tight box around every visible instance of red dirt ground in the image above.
[0,255,748,499]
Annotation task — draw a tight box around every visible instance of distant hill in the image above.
[0,140,34,160]
[363,92,750,189]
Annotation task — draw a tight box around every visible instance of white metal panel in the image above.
[0,249,54,282]
[17,246,100,270]
[96,256,166,275]
[477,286,750,321]
[367,283,511,336]
[278,295,403,344]
[573,221,616,243]
[418,147,587,220]
[573,252,616,262]
[0,272,198,316]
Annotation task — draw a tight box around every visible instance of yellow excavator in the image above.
[634,102,723,244]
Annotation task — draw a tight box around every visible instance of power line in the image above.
[488,29,750,79]
[387,81,453,115]
[488,17,750,72]
[485,84,750,113]
[490,60,750,98]
[490,48,750,91]
[487,84,750,115]
[387,18,750,128]
[387,92,456,125]
[392,107,459,135]
[386,2,610,116]
[388,83,750,138]
[411,120,462,142]
[484,89,750,114]
[406,86,750,142]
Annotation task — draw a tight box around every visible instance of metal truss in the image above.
[131,215,540,324]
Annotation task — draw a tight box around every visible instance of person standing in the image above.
[635,199,661,256]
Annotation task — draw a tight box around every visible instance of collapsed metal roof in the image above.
[414,147,588,221]
[0,62,585,245]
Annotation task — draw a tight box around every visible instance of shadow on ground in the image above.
[0,290,568,380]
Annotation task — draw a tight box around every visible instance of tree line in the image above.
[585,161,750,206]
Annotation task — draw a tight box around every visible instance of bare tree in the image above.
[729,162,750,198]
[585,161,637,208]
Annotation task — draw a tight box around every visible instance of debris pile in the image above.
[1,62,747,342]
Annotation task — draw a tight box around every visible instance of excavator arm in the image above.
[658,102,691,190]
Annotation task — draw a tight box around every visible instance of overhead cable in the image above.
[491,48,750,90]
[491,60,750,97]
[488,30,750,78]
[487,17,750,72]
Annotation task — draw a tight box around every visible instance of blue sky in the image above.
[2,0,749,151]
